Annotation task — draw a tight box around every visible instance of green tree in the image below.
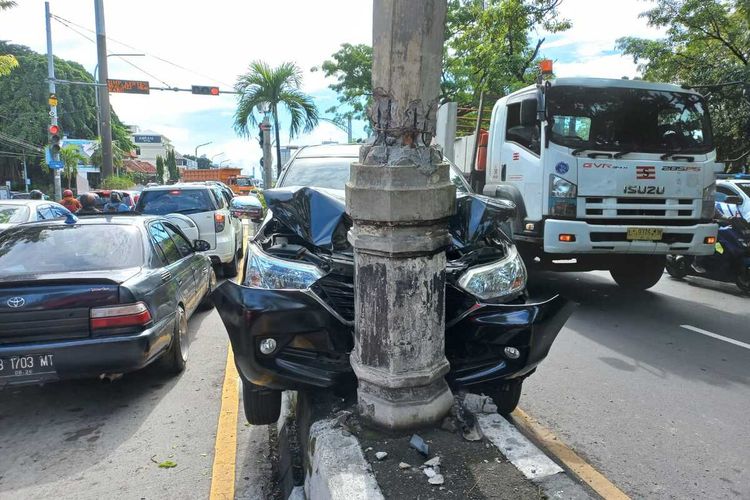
[155,155,165,184]
[617,0,750,167]
[234,61,319,174]
[0,1,18,77]
[90,138,125,173]
[313,43,372,123]
[167,149,179,182]
[59,144,86,189]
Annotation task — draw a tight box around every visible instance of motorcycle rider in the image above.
[77,193,101,215]
[103,192,130,213]
[29,189,44,200]
[59,189,82,213]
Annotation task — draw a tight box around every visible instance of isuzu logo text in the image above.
[623,185,665,195]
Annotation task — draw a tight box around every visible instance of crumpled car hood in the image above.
[263,186,515,251]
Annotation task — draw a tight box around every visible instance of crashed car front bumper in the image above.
[213,281,573,392]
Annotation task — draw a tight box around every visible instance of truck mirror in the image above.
[520,100,538,127]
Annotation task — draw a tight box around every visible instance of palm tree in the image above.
[234,61,319,175]
[59,144,86,189]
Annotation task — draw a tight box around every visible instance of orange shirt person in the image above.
[60,189,82,213]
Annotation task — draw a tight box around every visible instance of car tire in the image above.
[222,252,239,279]
[487,379,523,416]
[610,255,665,291]
[198,268,217,311]
[162,306,189,374]
[242,381,282,425]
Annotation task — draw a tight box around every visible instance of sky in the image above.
[0,0,662,176]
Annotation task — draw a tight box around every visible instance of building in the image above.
[128,126,175,165]
[279,145,300,167]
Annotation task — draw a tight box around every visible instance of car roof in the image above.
[0,199,62,207]
[295,144,360,159]
[140,184,212,191]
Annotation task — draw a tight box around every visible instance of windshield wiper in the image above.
[571,148,587,156]
[613,151,632,159]
[660,150,695,161]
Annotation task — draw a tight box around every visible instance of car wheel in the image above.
[242,381,281,425]
[198,268,217,310]
[610,255,665,291]
[162,306,189,374]
[222,251,239,278]
[486,379,523,416]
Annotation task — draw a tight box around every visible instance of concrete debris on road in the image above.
[423,467,436,478]
[428,474,445,485]
[398,462,411,469]
[409,434,429,456]
[423,456,440,467]
[375,451,388,460]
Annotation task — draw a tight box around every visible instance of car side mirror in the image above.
[724,195,743,205]
[193,239,211,252]
[520,99,538,127]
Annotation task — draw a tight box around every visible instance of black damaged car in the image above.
[214,144,573,425]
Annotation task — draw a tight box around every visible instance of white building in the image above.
[129,126,175,165]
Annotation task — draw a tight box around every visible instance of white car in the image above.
[0,199,72,232]
[716,178,750,221]
[135,184,243,277]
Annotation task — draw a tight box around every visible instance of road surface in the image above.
[524,270,750,499]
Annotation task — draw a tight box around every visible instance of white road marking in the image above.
[680,325,750,350]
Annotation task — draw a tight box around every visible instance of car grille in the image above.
[311,274,354,322]
[584,197,697,219]
[0,308,90,345]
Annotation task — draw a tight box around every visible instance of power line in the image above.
[51,13,234,88]
[52,16,173,88]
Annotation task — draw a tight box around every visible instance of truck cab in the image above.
[484,76,720,290]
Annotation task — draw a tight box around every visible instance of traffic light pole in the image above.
[45,1,62,201]
[94,0,114,180]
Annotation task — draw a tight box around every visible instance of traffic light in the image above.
[49,124,62,154]
[192,85,220,96]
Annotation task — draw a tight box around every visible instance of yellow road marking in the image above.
[209,348,240,500]
[209,223,249,500]
[512,408,630,500]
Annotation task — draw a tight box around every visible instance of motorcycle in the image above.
[666,213,750,293]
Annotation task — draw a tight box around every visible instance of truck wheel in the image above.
[665,256,689,279]
[610,255,666,291]
[242,381,281,425]
[487,379,523,416]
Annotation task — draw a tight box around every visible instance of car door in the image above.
[148,222,198,315]
[163,221,209,310]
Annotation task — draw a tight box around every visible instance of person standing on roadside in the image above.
[59,189,82,213]
[76,193,101,215]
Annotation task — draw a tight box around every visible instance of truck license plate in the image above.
[626,227,663,241]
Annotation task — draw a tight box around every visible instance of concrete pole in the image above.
[94,0,114,179]
[261,116,274,188]
[346,0,455,429]
[45,1,62,201]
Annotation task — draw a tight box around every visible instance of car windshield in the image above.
[280,157,471,193]
[137,189,215,215]
[231,197,261,207]
[547,85,713,154]
[0,224,144,278]
[0,205,29,224]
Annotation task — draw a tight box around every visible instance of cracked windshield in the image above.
[0,1,748,499]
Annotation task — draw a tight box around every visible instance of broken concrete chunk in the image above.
[409,434,429,457]
[398,462,411,469]
[375,451,388,461]
[423,467,436,478]
[423,456,440,467]
[440,416,458,433]
[428,474,445,485]
[462,421,483,442]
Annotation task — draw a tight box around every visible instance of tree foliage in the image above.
[59,144,86,189]
[617,0,750,165]
[0,0,18,77]
[166,149,179,182]
[312,43,372,123]
[0,42,134,188]
[182,153,212,169]
[155,155,165,184]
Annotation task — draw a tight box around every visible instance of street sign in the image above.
[107,79,150,94]
[48,93,58,106]
[48,159,64,169]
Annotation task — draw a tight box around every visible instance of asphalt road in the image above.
[524,270,750,499]
[0,307,272,500]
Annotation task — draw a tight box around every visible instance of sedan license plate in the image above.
[626,227,663,241]
[0,353,56,385]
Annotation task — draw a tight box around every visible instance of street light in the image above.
[93,53,145,137]
[195,141,212,162]
[219,159,230,166]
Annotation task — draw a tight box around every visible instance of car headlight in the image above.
[702,184,716,219]
[246,244,324,289]
[549,175,577,217]
[457,246,527,300]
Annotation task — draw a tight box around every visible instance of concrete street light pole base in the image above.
[347,145,456,430]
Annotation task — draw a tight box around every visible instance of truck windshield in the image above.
[236,178,254,187]
[546,85,712,154]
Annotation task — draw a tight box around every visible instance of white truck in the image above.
[483,76,721,290]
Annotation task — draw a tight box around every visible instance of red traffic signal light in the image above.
[192,85,220,96]
[49,124,60,135]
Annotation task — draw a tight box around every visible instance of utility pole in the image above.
[346,0,454,429]
[261,116,274,188]
[94,0,114,179]
[347,115,353,143]
[45,1,62,201]
[22,154,29,192]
